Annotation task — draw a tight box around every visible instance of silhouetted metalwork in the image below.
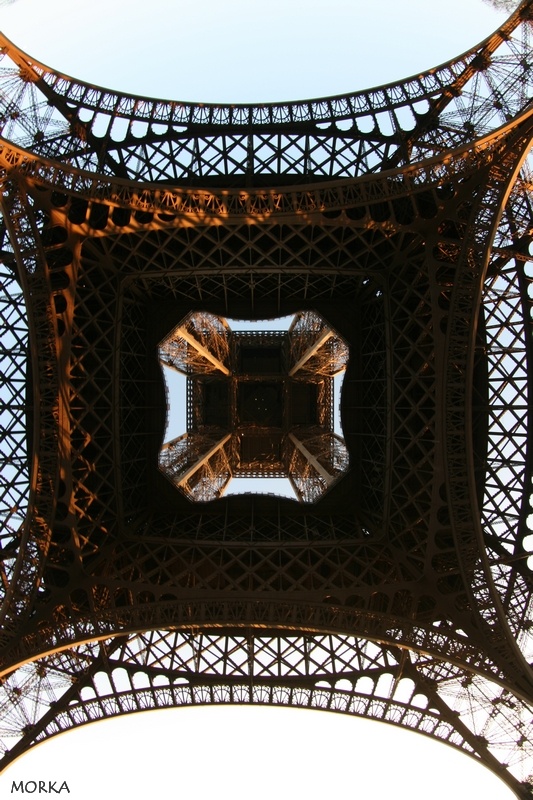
[0,2,532,796]
[158,311,348,502]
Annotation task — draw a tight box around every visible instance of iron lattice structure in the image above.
[0,3,533,795]
[158,310,349,502]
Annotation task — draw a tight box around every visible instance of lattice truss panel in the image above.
[160,433,232,503]
[435,130,533,729]
[288,310,349,377]
[480,164,533,663]
[0,189,59,634]
[105,217,392,525]
[287,430,349,503]
[0,632,531,790]
[0,4,532,183]
[159,311,230,376]
[0,5,532,798]
[0,216,28,603]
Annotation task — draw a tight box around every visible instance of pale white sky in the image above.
[0,1,523,799]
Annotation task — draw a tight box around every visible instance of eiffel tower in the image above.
[0,2,532,796]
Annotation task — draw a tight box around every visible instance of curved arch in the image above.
[0,110,526,225]
[444,117,533,681]
[0,601,514,686]
[0,630,531,797]
[0,3,532,182]
[479,162,533,661]
[0,3,528,131]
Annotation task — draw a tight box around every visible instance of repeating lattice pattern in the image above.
[0,632,531,791]
[160,312,231,376]
[0,5,531,798]
[0,225,28,603]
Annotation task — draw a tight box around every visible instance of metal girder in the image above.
[289,329,334,376]
[173,326,230,375]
